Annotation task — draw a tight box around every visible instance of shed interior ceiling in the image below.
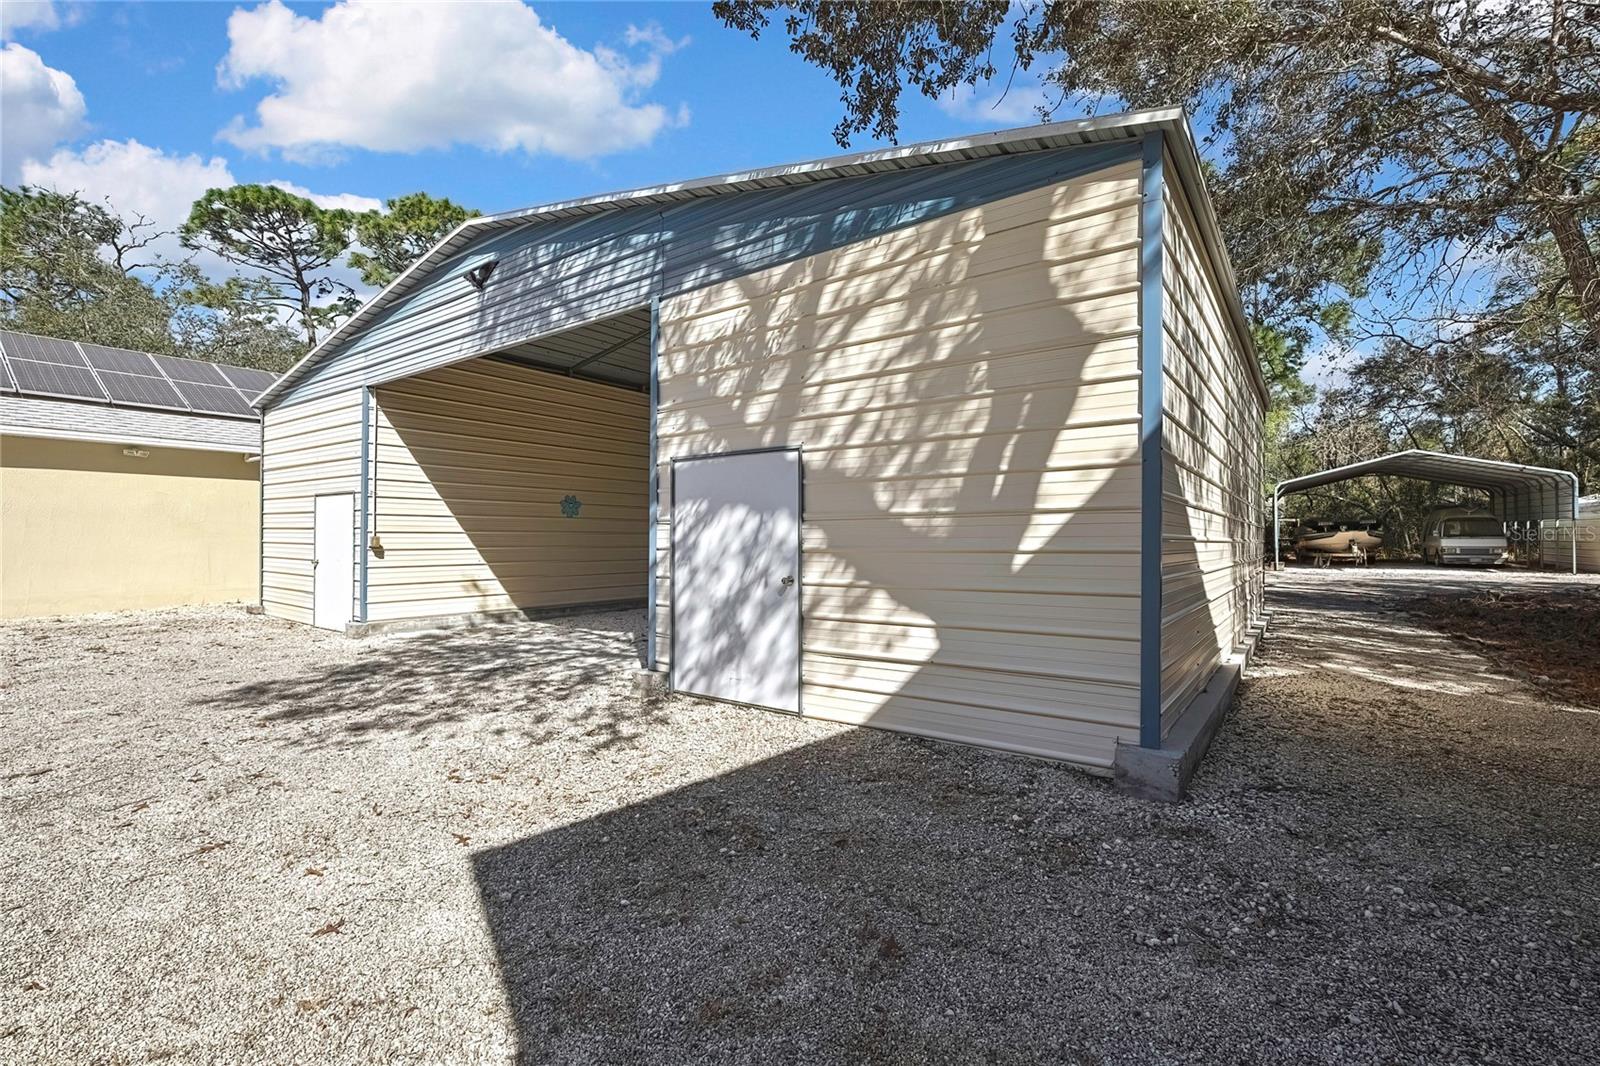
[487,306,650,390]
[1274,449,1579,523]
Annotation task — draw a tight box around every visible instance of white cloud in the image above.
[18,139,379,297]
[623,22,689,56]
[1,42,85,180]
[937,74,1053,128]
[216,0,687,163]
[20,139,235,262]
[1,2,61,39]
[1301,342,1362,391]
[268,180,382,214]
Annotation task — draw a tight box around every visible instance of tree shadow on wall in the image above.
[651,170,1188,764]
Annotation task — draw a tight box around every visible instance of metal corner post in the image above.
[1272,485,1283,574]
[646,297,661,670]
[1569,471,1581,575]
[257,414,266,609]
[1138,132,1166,749]
[358,386,371,622]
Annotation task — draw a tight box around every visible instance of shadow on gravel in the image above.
[465,571,1600,1065]
[470,730,1160,1065]
[197,611,667,751]
[468,716,1600,1066]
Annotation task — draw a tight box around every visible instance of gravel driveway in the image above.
[3,567,1597,1065]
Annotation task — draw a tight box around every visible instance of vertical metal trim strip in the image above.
[795,446,805,718]
[668,460,677,693]
[646,297,660,670]
[1569,471,1581,574]
[257,413,266,609]
[358,387,371,623]
[1138,132,1167,750]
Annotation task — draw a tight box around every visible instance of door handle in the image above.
[779,575,795,587]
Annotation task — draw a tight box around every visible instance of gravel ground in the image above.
[3,566,1598,1065]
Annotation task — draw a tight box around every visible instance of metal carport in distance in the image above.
[1271,449,1582,573]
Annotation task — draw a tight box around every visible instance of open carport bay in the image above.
[2,566,1597,1064]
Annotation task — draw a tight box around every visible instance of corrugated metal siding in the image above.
[367,358,647,622]
[1540,516,1600,572]
[273,144,1140,408]
[1157,167,1266,732]
[260,389,362,625]
[655,163,1145,770]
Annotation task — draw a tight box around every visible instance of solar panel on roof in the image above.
[1,331,90,366]
[8,358,106,400]
[0,329,270,416]
[80,342,162,375]
[172,379,255,417]
[96,370,188,410]
[216,364,278,393]
[150,353,229,385]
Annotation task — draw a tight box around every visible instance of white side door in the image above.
[312,493,355,631]
[672,449,801,713]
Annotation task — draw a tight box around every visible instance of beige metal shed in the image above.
[252,110,1268,796]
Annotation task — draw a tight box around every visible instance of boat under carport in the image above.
[1271,449,1582,574]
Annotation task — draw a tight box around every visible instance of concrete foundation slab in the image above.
[1113,618,1268,802]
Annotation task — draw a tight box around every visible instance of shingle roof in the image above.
[0,395,259,453]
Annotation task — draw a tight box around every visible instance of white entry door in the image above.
[312,493,355,631]
[672,449,801,713]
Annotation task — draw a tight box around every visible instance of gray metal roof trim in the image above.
[1154,122,1269,406]
[261,108,1261,410]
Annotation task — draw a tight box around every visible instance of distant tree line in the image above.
[0,185,478,372]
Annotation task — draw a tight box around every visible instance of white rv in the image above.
[1422,507,1510,566]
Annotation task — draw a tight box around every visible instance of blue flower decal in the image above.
[560,494,582,518]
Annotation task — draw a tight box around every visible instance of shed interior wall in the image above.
[366,357,648,622]
[1157,161,1267,733]
[655,161,1146,770]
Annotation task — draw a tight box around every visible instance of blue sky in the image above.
[2,1,1077,248]
[2,0,1486,390]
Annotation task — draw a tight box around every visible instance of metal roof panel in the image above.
[1274,449,1580,523]
[260,107,1264,408]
